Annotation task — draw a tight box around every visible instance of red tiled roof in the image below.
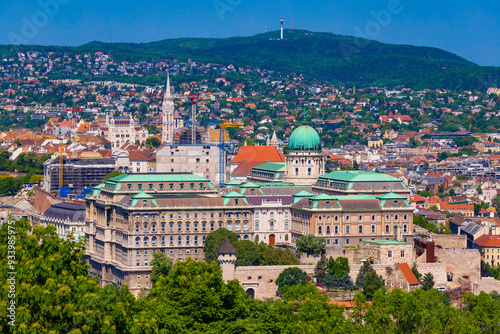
[397,263,420,285]
[231,161,265,176]
[475,234,500,247]
[232,146,285,163]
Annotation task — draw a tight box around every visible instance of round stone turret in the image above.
[218,239,237,282]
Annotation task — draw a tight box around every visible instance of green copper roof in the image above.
[319,171,401,182]
[252,162,285,173]
[309,193,337,200]
[131,192,154,199]
[108,173,210,183]
[222,191,246,198]
[376,192,407,200]
[225,179,243,186]
[293,190,314,197]
[288,125,321,151]
[239,182,261,188]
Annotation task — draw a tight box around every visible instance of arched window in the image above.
[403,214,408,221]
[169,183,174,189]
[152,224,156,232]
[135,224,139,232]
[255,235,260,243]
[169,223,173,232]
[284,220,289,230]
[152,237,157,246]
[270,221,274,230]
[403,224,408,233]
[334,225,339,234]
[186,236,190,245]
[161,236,165,245]
[385,224,390,233]
[143,237,148,246]
[326,226,331,234]
[394,215,399,221]
[178,236,182,245]
[143,223,148,232]
[169,236,173,245]
[161,223,165,232]
[203,235,206,244]
[135,237,140,246]
[199,183,204,189]
[194,236,198,244]
[385,215,390,221]
[255,221,260,230]
[318,226,323,234]
[285,234,289,241]
[180,183,184,189]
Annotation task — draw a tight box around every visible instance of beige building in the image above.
[290,191,414,247]
[84,173,252,296]
[103,112,148,148]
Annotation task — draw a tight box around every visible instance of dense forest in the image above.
[2,30,499,90]
[1,218,499,333]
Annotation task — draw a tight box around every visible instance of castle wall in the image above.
[234,265,315,300]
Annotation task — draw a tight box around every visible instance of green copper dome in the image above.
[288,125,321,151]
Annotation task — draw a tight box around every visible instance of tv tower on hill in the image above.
[280,16,284,39]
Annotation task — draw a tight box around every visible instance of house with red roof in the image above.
[475,234,500,267]
[380,111,413,125]
[386,263,420,292]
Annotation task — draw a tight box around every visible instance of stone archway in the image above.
[246,288,255,299]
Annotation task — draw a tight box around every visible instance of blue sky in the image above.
[1,0,498,66]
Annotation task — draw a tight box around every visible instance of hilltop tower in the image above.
[162,74,174,144]
[280,16,284,40]
[218,239,237,282]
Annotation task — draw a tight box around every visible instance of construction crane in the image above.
[186,94,199,144]
[218,122,243,188]
[58,135,64,189]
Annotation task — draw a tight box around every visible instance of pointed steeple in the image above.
[162,74,175,145]
[166,74,171,98]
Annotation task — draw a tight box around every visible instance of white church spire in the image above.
[162,74,174,144]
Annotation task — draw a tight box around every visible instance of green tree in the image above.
[296,234,326,256]
[328,256,350,277]
[276,267,308,289]
[411,262,422,282]
[101,170,123,183]
[421,273,435,291]
[203,228,238,264]
[314,254,328,281]
[146,136,161,148]
[151,251,173,284]
[362,270,384,300]
[323,272,352,290]
[477,186,483,195]
[234,240,260,266]
[492,194,500,213]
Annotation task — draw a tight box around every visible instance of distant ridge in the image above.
[4,30,500,90]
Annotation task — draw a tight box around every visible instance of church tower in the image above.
[162,75,175,144]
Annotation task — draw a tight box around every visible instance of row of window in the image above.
[127,183,206,190]
[135,235,206,246]
[255,212,289,218]
[137,249,202,267]
[254,221,289,230]
[388,250,406,258]
[317,214,409,222]
[135,221,251,233]
[318,224,409,235]
[133,212,248,220]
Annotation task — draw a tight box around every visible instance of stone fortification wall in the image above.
[474,278,500,295]
[435,248,481,284]
[430,235,467,249]
[234,265,315,300]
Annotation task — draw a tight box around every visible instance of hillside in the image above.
[3,30,500,90]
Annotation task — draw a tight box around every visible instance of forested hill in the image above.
[77,30,500,90]
[2,30,499,90]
